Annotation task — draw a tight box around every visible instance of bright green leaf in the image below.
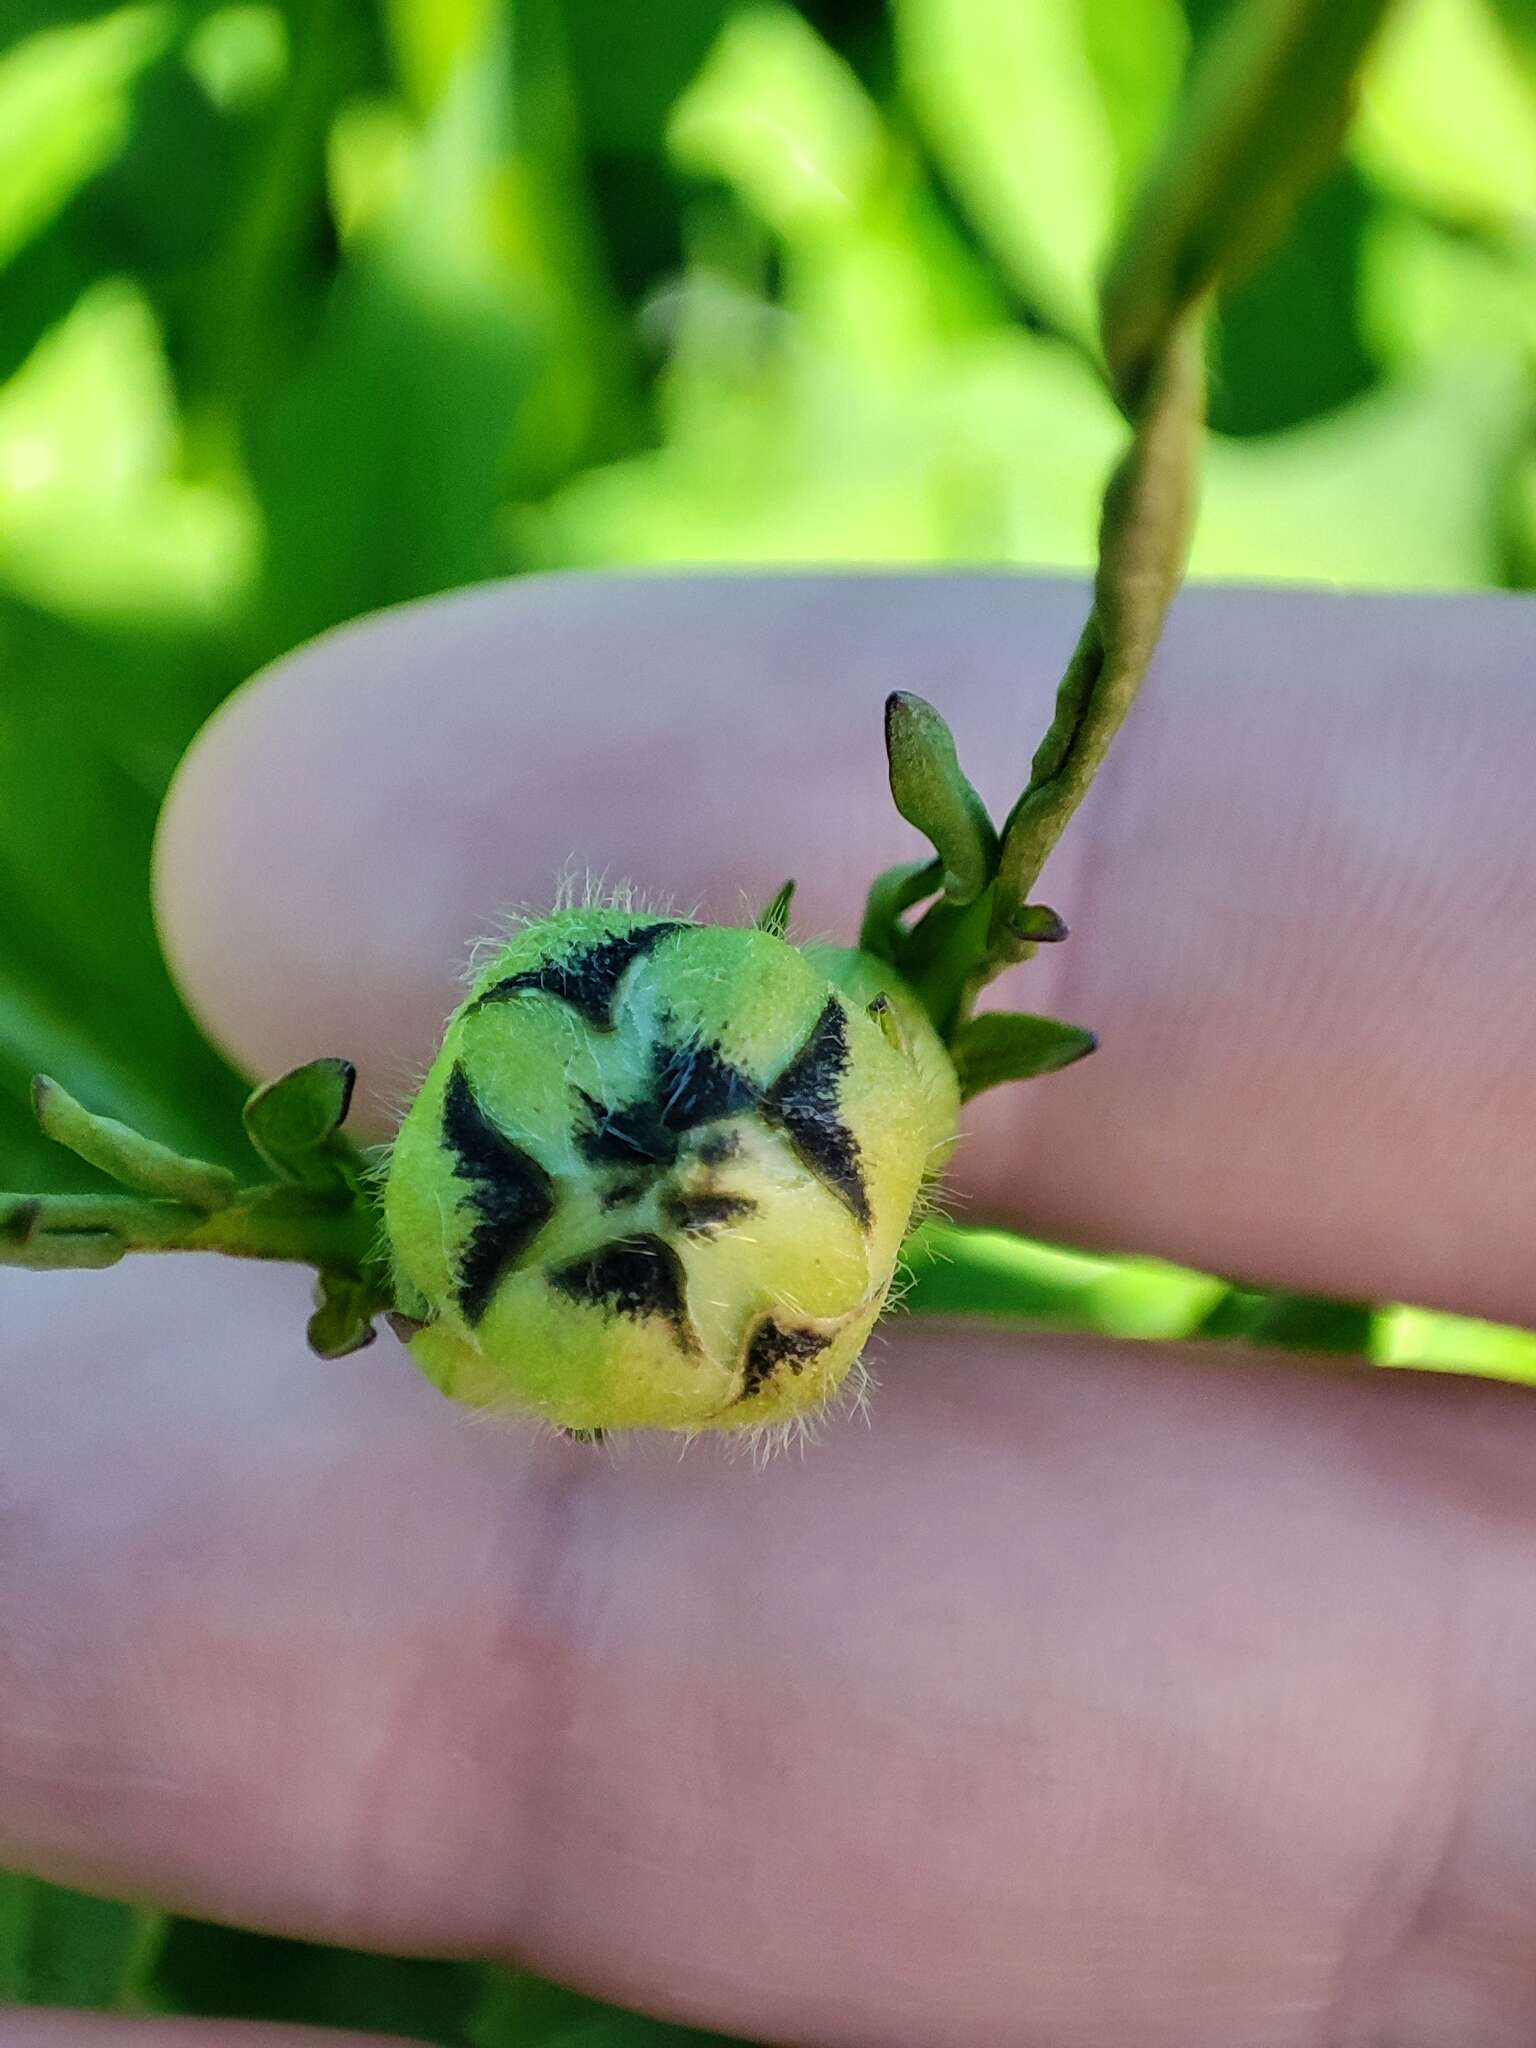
[894,0,1122,340]
[0,6,170,272]
[1353,0,1536,231]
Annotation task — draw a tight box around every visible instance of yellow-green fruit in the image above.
[383,909,958,1433]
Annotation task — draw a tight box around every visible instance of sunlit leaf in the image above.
[0,6,170,272]
[0,280,258,628]
[669,9,885,241]
[1195,361,1528,588]
[182,5,288,114]
[1353,0,1536,231]
[894,0,1124,339]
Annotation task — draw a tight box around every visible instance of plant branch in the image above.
[936,0,1400,1012]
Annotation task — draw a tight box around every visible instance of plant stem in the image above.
[0,1184,383,1276]
[913,0,1400,1029]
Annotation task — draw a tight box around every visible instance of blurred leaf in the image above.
[902,1224,1229,1337]
[670,8,886,243]
[1361,209,1536,367]
[383,0,493,113]
[1194,361,1530,587]
[251,2,623,653]
[894,0,1130,340]
[0,1874,160,2007]
[1102,0,1395,407]
[148,1922,485,2042]
[1078,0,1189,202]
[473,1963,739,2045]
[1206,164,1377,436]
[0,599,250,1191]
[183,4,289,116]
[1192,1285,1377,1352]
[1376,1302,1536,1381]
[562,0,736,153]
[1353,0,1536,232]
[0,279,258,628]
[0,5,170,273]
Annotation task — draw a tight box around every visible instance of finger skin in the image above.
[5,1259,1536,2046]
[154,573,1536,1327]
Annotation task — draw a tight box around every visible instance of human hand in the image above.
[5,575,1536,2048]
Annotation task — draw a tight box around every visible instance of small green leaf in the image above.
[32,1074,237,1211]
[857,856,944,962]
[755,878,795,938]
[242,1058,360,1190]
[307,1269,381,1359]
[1011,904,1070,944]
[884,692,999,906]
[950,1010,1098,1100]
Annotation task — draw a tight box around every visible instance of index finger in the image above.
[154,573,1536,1324]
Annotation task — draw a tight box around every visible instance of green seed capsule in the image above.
[382,908,959,1434]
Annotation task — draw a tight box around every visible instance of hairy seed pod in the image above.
[382,908,959,1433]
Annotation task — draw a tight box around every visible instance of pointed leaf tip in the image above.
[756,879,795,939]
[951,1011,1098,1102]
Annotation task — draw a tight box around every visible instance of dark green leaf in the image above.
[306,1266,380,1359]
[241,1057,358,1190]
[0,1873,159,2007]
[147,1921,484,2043]
[1193,1286,1377,1354]
[755,878,795,938]
[857,855,944,963]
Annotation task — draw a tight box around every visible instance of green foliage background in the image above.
[3,0,1536,2038]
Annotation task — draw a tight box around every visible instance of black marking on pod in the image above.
[577,1089,675,1169]
[600,1175,650,1211]
[441,1064,556,1325]
[550,1233,695,1347]
[762,997,871,1227]
[740,1318,834,1399]
[471,921,686,1030]
[577,1036,759,1172]
[663,1189,758,1237]
[696,1130,740,1166]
